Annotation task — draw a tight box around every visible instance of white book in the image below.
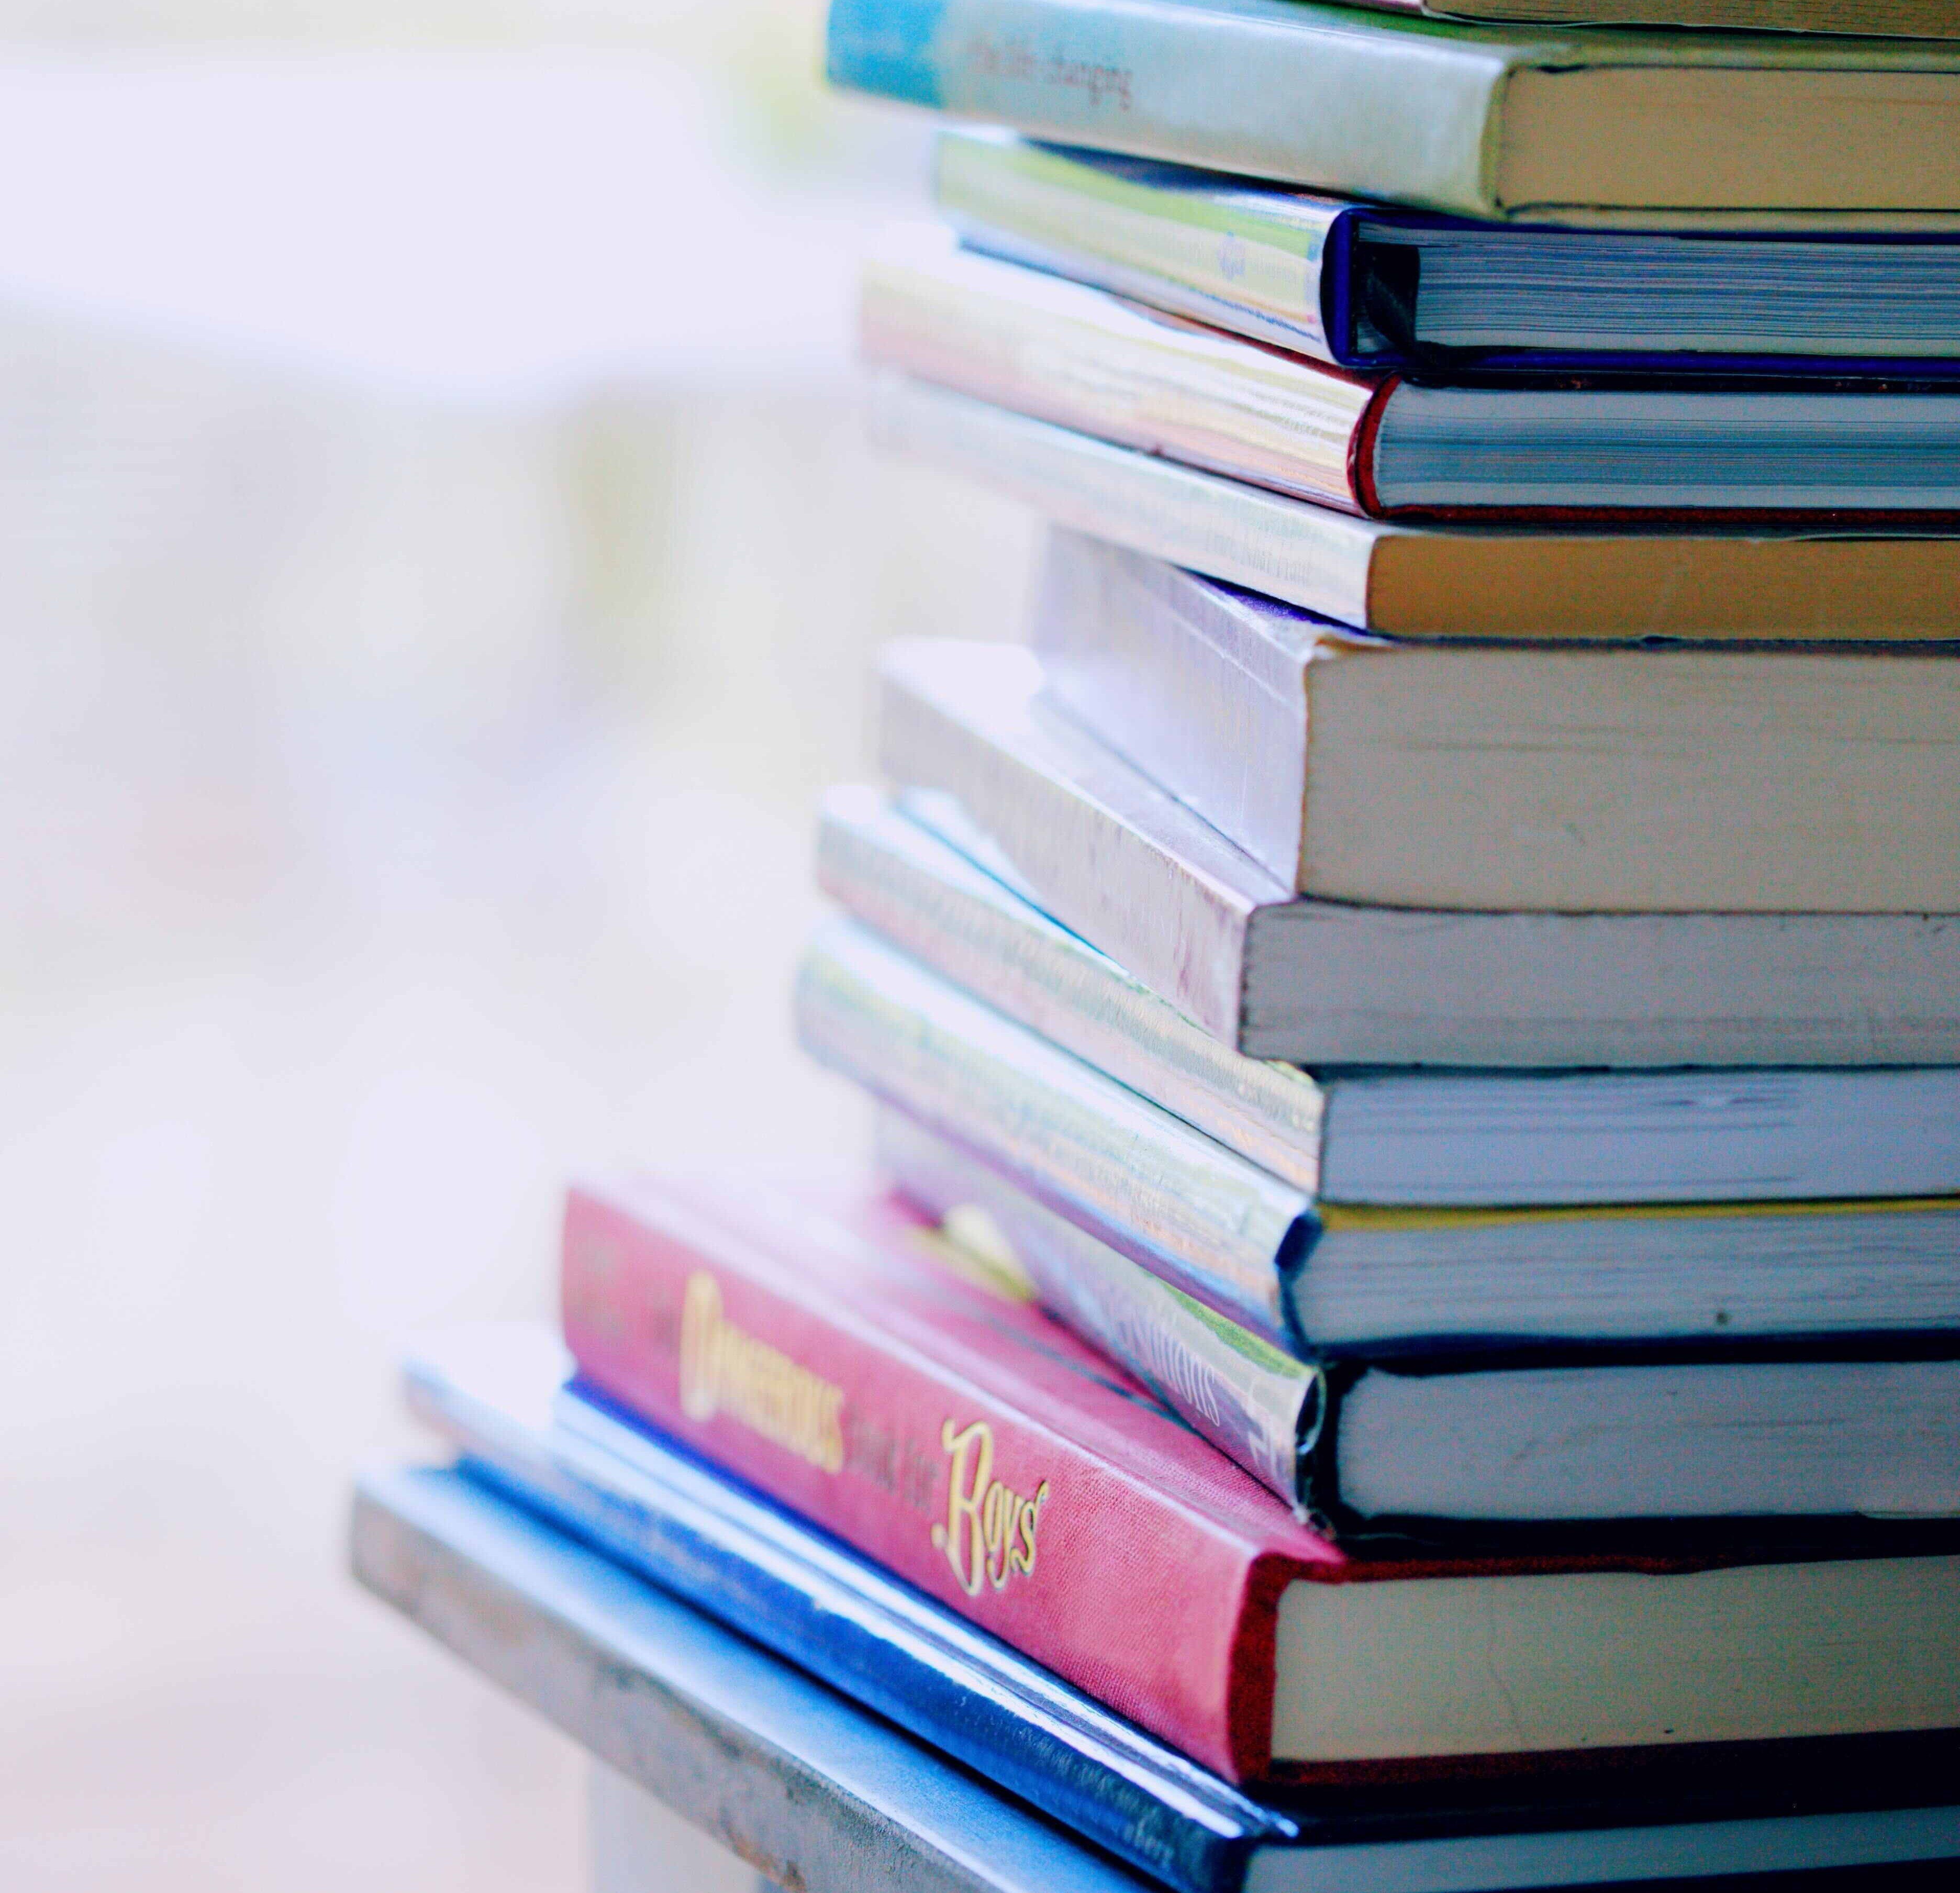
[876,637,1960,1066]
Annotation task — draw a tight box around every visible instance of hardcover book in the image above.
[863,233,1960,521]
[870,373,1960,642]
[937,129,1960,373]
[876,637,1960,1066]
[1026,529,1960,912]
[817,785,1960,1207]
[401,1329,1960,1893]
[870,1103,1960,1529]
[558,1171,1960,1779]
[826,0,1960,226]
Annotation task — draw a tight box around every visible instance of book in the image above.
[817,785,1960,1206]
[869,373,1960,641]
[799,910,1960,1361]
[877,636,1960,1066]
[875,1107,1960,1533]
[937,129,1960,373]
[353,1464,1171,1893]
[1028,529,1960,912]
[358,1461,1960,1893]
[825,0,1960,228]
[558,1170,1960,1778]
[399,1322,1300,1893]
[863,233,1960,521]
[1366,1,1960,38]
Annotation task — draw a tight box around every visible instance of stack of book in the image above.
[403,3,1960,1888]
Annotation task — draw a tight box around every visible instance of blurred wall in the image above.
[0,30,1035,1892]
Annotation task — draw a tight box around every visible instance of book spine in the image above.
[815,786,1329,1190]
[877,1106,1319,1507]
[559,1184,1279,1779]
[1033,530,1313,889]
[860,237,1376,514]
[877,634,1289,1048]
[796,915,1313,1341]
[826,0,1507,218]
[866,372,1384,631]
[933,131,1355,365]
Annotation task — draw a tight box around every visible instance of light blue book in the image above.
[826,0,1960,227]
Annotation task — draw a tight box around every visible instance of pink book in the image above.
[560,1172,1960,1785]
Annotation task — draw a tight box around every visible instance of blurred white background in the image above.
[0,8,1034,1887]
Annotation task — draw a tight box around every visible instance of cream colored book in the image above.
[875,636,1960,1064]
[1029,529,1960,912]
[868,374,1960,641]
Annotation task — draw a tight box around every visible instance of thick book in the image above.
[1027,529,1960,912]
[817,785,1960,1206]
[873,1105,1960,1531]
[863,233,1960,521]
[825,0,1960,227]
[938,129,1960,373]
[877,637,1960,1066]
[358,1463,1960,1893]
[560,1172,1960,1778]
[869,373,1960,642]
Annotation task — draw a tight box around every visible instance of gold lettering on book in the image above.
[931,1418,1050,1597]
[677,1272,845,1474]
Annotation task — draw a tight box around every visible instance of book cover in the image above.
[562,1168,1324,1780]
[814,783,1330,1192]
[827,0,1960,227]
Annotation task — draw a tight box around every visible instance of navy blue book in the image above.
[935,130,1960,378]
[404,1323,1960,1893]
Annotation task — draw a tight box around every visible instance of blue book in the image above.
[403,1323,1960,1893]
[936,130,1960,377]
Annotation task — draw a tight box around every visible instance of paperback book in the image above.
[869,374,1960,642]
[877,637,1960,1066]
[1026,528,1960,911]
[818,785,1960,1206]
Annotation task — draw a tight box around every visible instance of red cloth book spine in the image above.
[559,1174,1346,1781]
